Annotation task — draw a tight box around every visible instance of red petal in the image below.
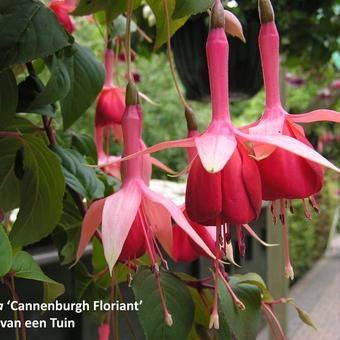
[185,157,222,226]
[221,145,262,224]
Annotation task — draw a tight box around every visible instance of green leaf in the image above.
[233,273,273,303]
[29,56,71,109]
[10,136,65,247]
[172,0,213,19]
[0,225,12,277]
[218,277,262,340]
[72,0,110,16]
[12,251,65,303]
[132,266,194,340]
[51,145,104,200]
[0,0,71,71]
[74,263,109,324]
[60,44,104,129]
[146,0,190,49]
[70,132,98,164]
[0,138,21,212]
[17,74,55,117]
[73,0,141,22]
[54,193,82,265]
[0,69,18,128]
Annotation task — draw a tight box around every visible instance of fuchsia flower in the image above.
[241,0,340,279]
[48,0,75,34]
[77,83,215,324]
[173,121,272,264]
[96,49,173,181]
[245,1,340,201]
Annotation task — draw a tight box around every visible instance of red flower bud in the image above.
[95,87,125,127]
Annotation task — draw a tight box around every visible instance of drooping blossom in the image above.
[95,49,173,181]
[241,0,340,279]
[48,0,75,33]
[173,120,274,264]
[77,82,215,325]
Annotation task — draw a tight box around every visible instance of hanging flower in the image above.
[77,83,215,325]
[241,0,340,279]
[95,49,173,181]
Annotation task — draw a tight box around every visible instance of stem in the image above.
[261,302,285,340]
[5,277,27,340]
[42,116,57,145]
[162,0,192,114]
[219,271,245,310]
[0,131,22,139]
[125,0,135,82]
[135,25,152,43]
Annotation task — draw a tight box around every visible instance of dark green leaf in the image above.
[218,277,262,340]
[72,0,110,16]
[172,0,214,19]
[0,0,71,71]
[73,0,141,23]
[0,225,12,277]
[60,44,104,129]
[29,56,71,108]
[0,137,21,211]
[70,132,98,163]
[12,251,65,303]
[51,145,104,200]
[17,74,55,116]
[0,69,18,128]
[132,266,194,340]
[74,263,109,324]
[10,136,65,247]
[55,193,82,265]
[146,0,189,49]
